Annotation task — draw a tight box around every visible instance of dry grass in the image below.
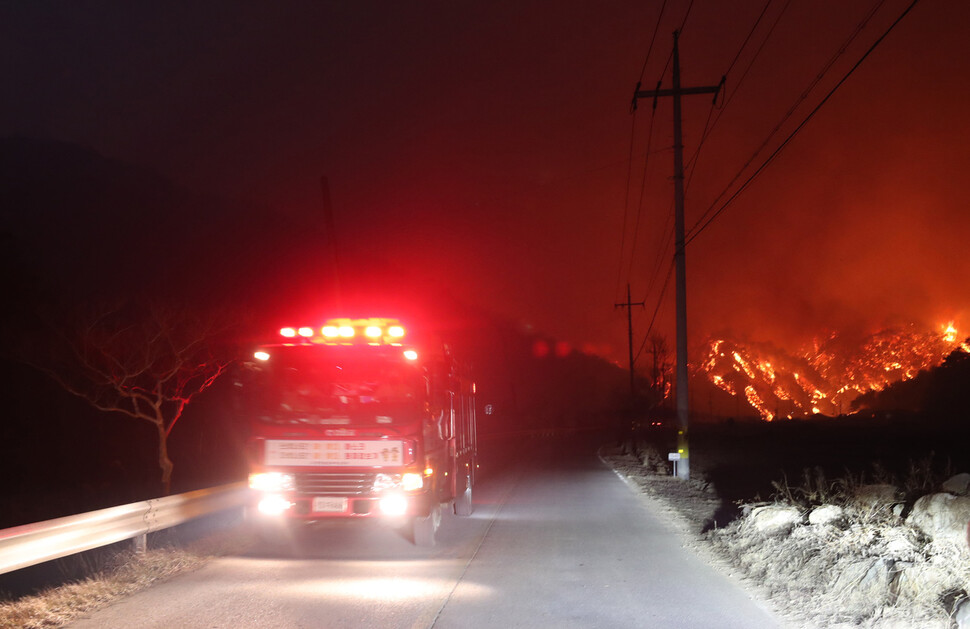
[603,444,970,629]
[0,528,251,629]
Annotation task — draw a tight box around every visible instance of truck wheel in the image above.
[413,504,441,547]
[454,474,473,516]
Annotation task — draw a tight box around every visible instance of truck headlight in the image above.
[249,472,295,492]
[373,472,423,492]
[401,472,424,491]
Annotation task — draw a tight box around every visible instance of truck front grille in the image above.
[295,472,376,496]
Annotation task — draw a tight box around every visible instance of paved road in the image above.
[68,435,781,628]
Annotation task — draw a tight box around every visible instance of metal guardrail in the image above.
[0,482,248,576]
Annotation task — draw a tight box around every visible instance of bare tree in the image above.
[33,300,231,495]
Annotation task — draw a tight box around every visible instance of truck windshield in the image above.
[240,346,427,425]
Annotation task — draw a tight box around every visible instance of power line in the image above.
[688,0,887,235]
[639,198,674,308]
[724,0,774,78]
[705,0,793,125]
[617,0,776,366]
[633,31,721,481]
[685,0,785,194]
[683,91,722,196]
[614,114,640,300]
[634,260,675,363]
[616,104,667,301]
[677,0,696,33]
[625,107,660,285]
[617,0,670,301]
[625,0,704,303]
[653,0,697,83]
[631,0,778,331]
[686,0,920,245]
[636,0,670,84]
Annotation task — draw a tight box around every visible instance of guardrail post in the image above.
[0,481,248,576]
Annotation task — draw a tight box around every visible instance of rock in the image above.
[942,472,970,496]
[832,558,895,610]
[740,502,771,518]
[808,504,846,527]
[955,597,970,629]
[907,492,970,545]
[860,557,895,590]
[748,505,802,536]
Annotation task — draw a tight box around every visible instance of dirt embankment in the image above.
[603,418,970,629]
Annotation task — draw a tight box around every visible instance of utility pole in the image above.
[615,283,645,400]
[632,31,721,480]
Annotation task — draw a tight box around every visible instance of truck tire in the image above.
[454,474,473,516]
[413,504,441,547]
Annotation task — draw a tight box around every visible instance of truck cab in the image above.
[237,318,476,546]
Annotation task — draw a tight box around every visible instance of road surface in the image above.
[68,434,781,628]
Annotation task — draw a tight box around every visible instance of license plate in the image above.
[312,497,348,513]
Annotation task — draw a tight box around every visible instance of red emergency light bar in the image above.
[279,318,407,345]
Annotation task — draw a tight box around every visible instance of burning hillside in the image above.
[699,323,967,421]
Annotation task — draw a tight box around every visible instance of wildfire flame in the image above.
[699,323,965,421]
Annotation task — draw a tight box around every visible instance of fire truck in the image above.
[236,317,477,546]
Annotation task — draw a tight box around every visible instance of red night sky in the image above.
[2,0,968,364]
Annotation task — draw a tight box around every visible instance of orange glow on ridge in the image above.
[699,322,963,421]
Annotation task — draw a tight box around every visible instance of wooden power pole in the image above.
[632,31,721,480]
[615,283,645,400]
